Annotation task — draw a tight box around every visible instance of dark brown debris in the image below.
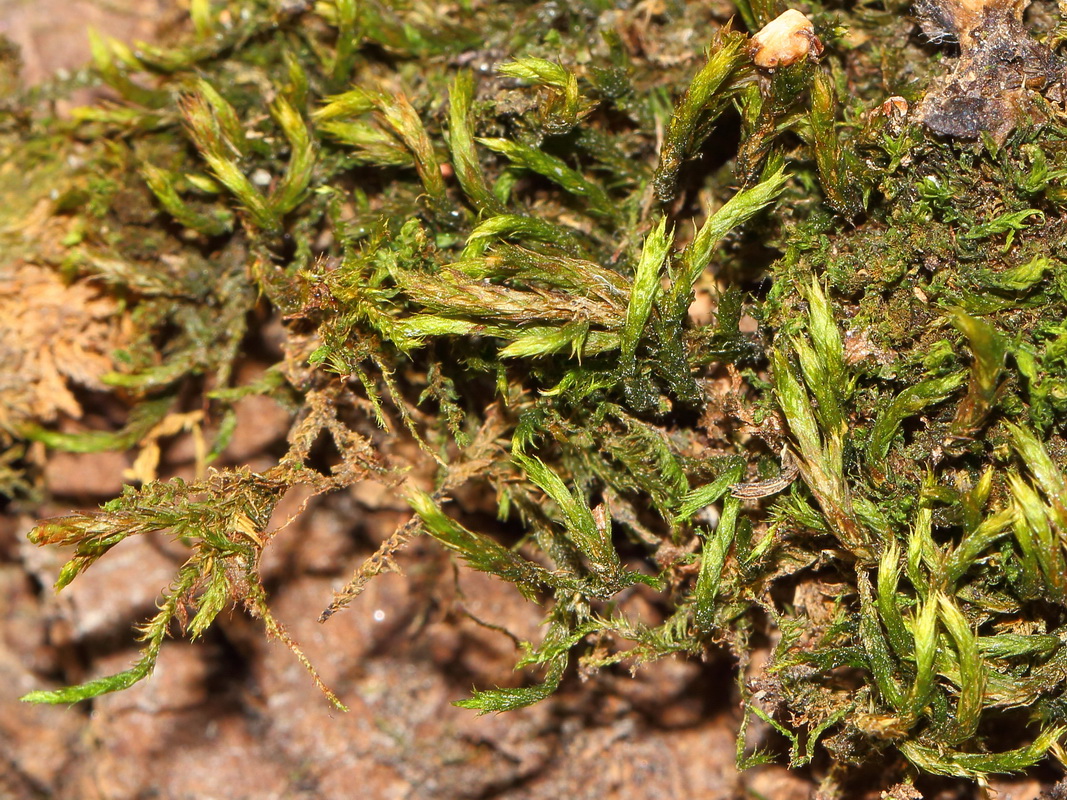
[917,0,1064,140]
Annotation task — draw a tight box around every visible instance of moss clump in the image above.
[7,0,1067,790]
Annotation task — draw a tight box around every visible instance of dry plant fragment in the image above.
[917,0,1064,139]
[0,263,125,430]
[749,9,823,70]
[730,445,800,499]
[915,0,1029,48]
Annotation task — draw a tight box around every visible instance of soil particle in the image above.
[43,450,132,500]
[746,765,815,800]
[0,565,84,793]
[1040,778,1067,799]
[71,668,299,800]
[506,713,742,800]
[222,392,292,463]
[31,532,179,644]
[0,0,176,85]
[988,777,1044,799]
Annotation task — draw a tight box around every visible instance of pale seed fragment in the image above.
[749,9,823,70]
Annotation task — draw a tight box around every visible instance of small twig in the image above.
[731,444,799,499]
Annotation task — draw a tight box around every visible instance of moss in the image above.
[7,0,1067,790]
